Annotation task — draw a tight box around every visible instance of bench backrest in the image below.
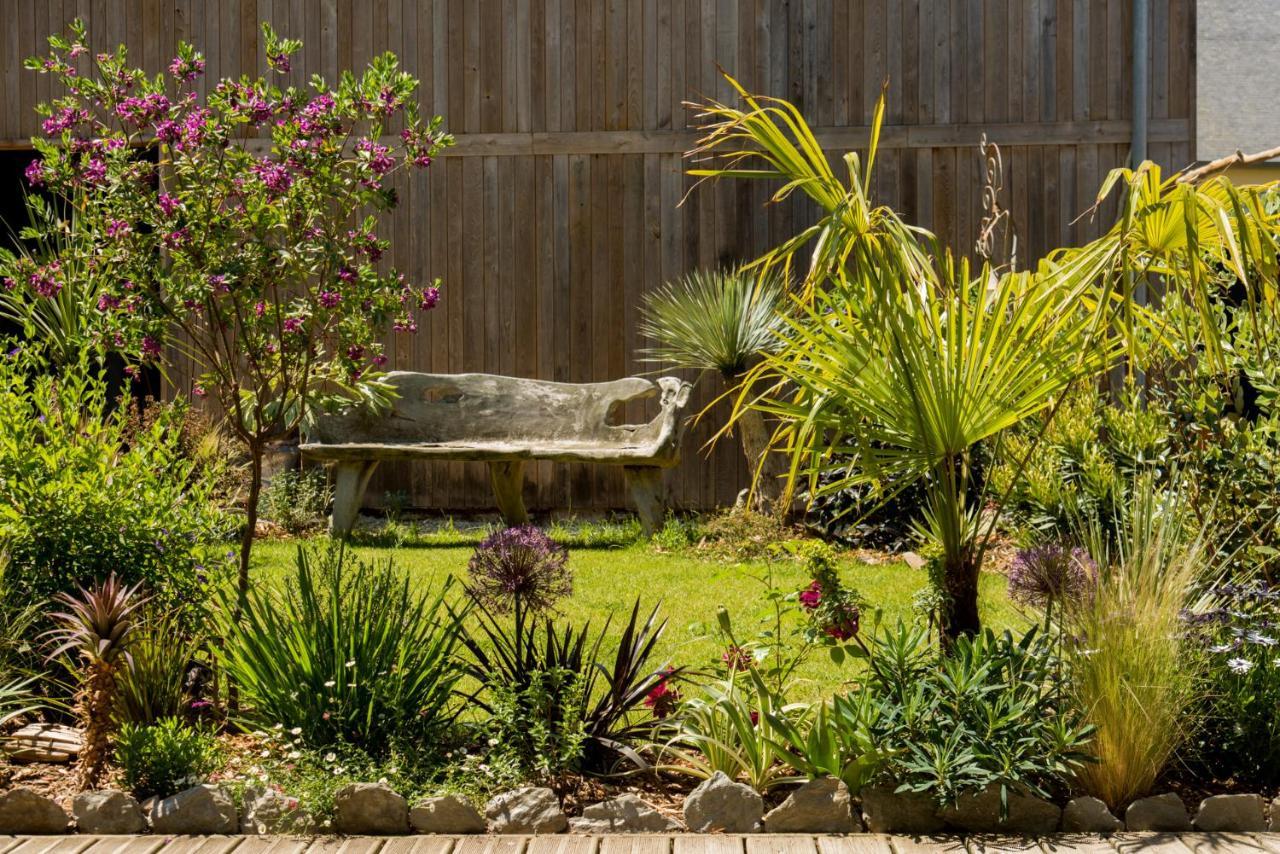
[308,372,692,457]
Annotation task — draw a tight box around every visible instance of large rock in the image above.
[0,787,69,834]
[937,783,1061,835]
[150,784,238,835]
[240,786,315,835]
[764,778,859,833]
[859,785,945,834]
[1193,793,1266,832]
[682,771,763,833]
[568,794,681,833]
[1061,796,1122,833]
[72,790,146,834]
[485,787,568,834]
[334,783,409,835]
[1124,793,1191,832]
[410,794,486,834]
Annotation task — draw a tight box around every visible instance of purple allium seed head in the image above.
[467,525,571,613]
[1008,542,1098,609]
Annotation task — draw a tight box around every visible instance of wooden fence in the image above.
[0,0,1195,513]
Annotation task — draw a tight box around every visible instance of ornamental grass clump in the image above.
[45,574,148,789]
[1066,481,1211,809]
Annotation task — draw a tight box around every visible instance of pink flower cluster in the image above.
[252,158,293,196]
[168,53,206,82]
[41,106,89,135]
[114,93,171,127]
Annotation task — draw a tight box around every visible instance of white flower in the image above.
[288,750,301,759]
[487,737,499,747]
[1227,657,1254,674]
[289,727,302,735]
[324,752,337,762]
[1210,643,1234,654]
[345,660,356,668]
[324,680,336,688]
[1248,632,1278,647]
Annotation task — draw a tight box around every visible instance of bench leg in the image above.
[488,460,529,526]
[331,461,379,536]
[625,466,667,537]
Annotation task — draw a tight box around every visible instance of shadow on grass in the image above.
[342,513,648,551]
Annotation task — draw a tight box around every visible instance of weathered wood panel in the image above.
[0,0,1194,512]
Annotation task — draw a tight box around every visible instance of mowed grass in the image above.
[250,523,1024,702]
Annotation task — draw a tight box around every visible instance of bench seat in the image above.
[300,371,693,534]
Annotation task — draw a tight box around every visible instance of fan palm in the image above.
[685,73,1277,643]
[639,268,789,509]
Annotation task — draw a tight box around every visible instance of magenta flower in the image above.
[467,525,571,612]
[722,644,753,672]
[318,290,341,309]
[23,160,45,186]
[644,668,681,719]
[157,193,180,217]
[282,317,304,334]
[252,159,293,196]
[80,157,107,185]
[267,51,291,73]
[96,293,120,311]
[346,344,365,361]
[419,286,440,310]
[141,335,162,358]
[799,580,822,610]
[106,219,131,239]
[29,265,61,298]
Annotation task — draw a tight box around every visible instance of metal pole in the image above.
[1131,0,1150,169]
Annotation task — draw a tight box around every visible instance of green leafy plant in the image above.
[0,350,232,626]
[658,667,807,794]
[766,689,886,791]
[44,574,148,789]
[850,620,1094,806]
[484,666,587,780]
[218,546,465,755]
[115,717,221,799]
[261,468,332,534]
[639,267,789,510]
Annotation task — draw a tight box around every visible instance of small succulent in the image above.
[45,574,149,789]
[467,525,571,612]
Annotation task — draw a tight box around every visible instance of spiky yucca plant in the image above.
[45,575,148,789]
[639,267,789,510]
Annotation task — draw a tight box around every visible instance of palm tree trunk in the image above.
[940,553,981,646]
[736,406,785,513]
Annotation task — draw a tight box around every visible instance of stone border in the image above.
[2,782,1277,837]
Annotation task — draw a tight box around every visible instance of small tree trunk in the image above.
[237,441,264,607]
[736,406,785,514]
[940,553,981,647]
[77,661,117,790]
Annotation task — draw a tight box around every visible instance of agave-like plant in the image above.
[639,267,789,509]
[45,574,149,789]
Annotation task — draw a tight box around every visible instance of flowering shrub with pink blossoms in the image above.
[17,20,452,593]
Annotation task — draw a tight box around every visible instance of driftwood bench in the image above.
[300,371,693,535]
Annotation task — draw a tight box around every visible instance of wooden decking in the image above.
[1,836,1278,854]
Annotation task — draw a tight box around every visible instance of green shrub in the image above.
[116,717,221,799]
[219,546,465,756]
[0,350,232,624]
[797,620,1094,806]
[261,468,331,534]
[484,667,587,780]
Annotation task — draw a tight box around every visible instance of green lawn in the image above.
[251,524,1024,701]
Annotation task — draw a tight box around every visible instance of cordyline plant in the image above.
[19,21,453,601]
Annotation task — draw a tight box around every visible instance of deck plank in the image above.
[451,839,529,854]
[78,838,167,854]
[965,839,1043,854]
[889,839,967,854]
[1178,836,1273,854]
[525,839,598,854]
[816,836,896,854]
[6,839,94,854]
[1039,837,1118,854]
[380,839,459,854]
[230,840,312,854]
[152,837,245,854]
[304,840,386,854]
[744,836,819,854]
[672,838,747,854]
[1111,834,1195,854]
[597,838,671,854]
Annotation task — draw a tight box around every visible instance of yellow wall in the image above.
[1220,164,1280,186]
